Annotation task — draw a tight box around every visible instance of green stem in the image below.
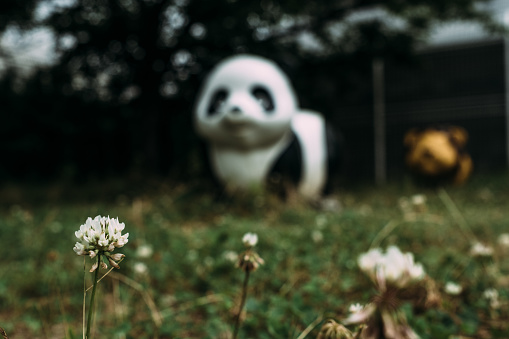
[86,254,101,339]
[232,269,250,339]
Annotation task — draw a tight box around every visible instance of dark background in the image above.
[1,0,507,188]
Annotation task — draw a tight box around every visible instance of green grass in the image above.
[1,172,509,338]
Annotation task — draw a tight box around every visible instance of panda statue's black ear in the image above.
[448,126,468,148]
[404,128,420,148]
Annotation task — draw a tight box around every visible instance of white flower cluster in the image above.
[358,246,425,289]
[242,232,258,247]
[445,281,462,295]
[470,242,493,257]
[73,215,129,257]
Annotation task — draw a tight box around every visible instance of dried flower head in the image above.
[73,215,128,271]
[236,251,265,272]
[317,319,353,339]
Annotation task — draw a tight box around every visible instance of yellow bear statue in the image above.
[404,126,473,186]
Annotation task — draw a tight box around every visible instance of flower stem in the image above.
[232,269,250,339]
[86,254,101,339]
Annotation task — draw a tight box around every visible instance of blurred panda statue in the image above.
[193,54,341,202]
[404,125,473,186]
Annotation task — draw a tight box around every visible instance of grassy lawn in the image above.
[0,172,508,338]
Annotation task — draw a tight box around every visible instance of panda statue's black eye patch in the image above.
[207,89,229,116]
[251,86,275,113]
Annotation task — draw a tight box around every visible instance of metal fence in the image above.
[332,39,507,181]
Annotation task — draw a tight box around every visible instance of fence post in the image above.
[373,57,386,184]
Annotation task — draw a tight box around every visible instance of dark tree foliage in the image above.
[0,0,502,183]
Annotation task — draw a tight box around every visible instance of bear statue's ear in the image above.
[448,126,468,147]
[404,128,420,148]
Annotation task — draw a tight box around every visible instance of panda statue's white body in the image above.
[194,54,339,200]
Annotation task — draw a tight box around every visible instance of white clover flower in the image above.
[358,248,384,274]
[445,281,462,295]
[470,242,494,257]
[134,262,149,275]
[136,244,154,258]
[311,230,324,244]
[411,194,426,206]
[237,233,264,272]
[483,288,498,300]
[242,232,258,247]
[222,250,239,263]
[358,246,425,289]
[73,215,129,271]
[483,288,500,309]
[315,214,327,229]
[497,233,509,247]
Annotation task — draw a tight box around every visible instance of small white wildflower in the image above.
[382,246,408,281]
[445,282,462,295]
[398,197,410,211]
[134,262,148,275]
[222,250,238,263]
[411,194,426,206]
[73,215,128,270]
[73,242,87,256]
[470,242,494,257]
[242,232,258,247]
[358,248,383,273]
[311,230,323,244]
[136,244,154,258]
[204,256,215,267]
[237,234,264,272]
[408,262,425,280]
[315,214,327,229]
[483,288,498,300]
[483,288,500,309]
[349,303,364,314]
[358,246,425,288]
[497,233,509,247]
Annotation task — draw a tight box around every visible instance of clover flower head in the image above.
[312,230,324,243]
[73,215,128,271]
[410,194,426,206]
[483,288,500,308]
[470,242,493,257]
[358,246,425,289]
[136,244,153,258]
[237,233,264,272]
[358,248,383,272]
[445,281,462,295]
[497,233,509,247]
[222,250,239,263]
[134,262,149,275]
[242,232,258,248]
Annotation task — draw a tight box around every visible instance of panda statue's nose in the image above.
[230,106,242,114]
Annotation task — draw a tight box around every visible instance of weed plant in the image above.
[0,172,508,338]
